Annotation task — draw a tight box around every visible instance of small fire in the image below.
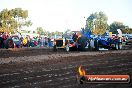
[78,66,86,76]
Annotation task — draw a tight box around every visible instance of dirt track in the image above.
[0,46,132,88]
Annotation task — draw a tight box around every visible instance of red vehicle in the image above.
[0,32,14,49]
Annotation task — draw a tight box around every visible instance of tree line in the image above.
[0,8,132,35]
[85,11,132,35]
[36,27,63,37]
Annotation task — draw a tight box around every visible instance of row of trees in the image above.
[20,26,70,38]
[35,27,63,37]
[35,27,72,37]
[0,8,131,36]
[85,11,132,35]
[0,8,32,33]
[109,21,132,34]
[0,8,72,37]
[33,12,132,37]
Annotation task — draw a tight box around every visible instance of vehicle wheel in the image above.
[0,37,4,48]
[94,39,99,51]
[118,43,122,50]
[65,44,70,52]
[53,45,57,51]
[79,43,87,51]
[115,43,118,50]
[77,36,87,51]
[4,38,14,49]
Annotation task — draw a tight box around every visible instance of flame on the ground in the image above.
[78,66,86,76]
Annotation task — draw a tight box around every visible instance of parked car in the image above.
[126,35,132,45]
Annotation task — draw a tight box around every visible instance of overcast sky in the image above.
[0,0,132,32]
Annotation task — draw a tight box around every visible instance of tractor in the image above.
[71,28,123,51]
[53,37,76,52]
[72,32,89,51]
[80,29,123,51]
[53,28,123,52]
[93,35,122,50]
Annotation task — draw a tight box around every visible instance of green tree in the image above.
[45,31,51,37]
[36,27,45,35]
[55,31,59,36]
[50,32,55,36]
[93,12,108,35]
[85,11,108,35]
[0,8,17,33]
[64,29,72,35]
[85,13,95,32]
[121,26,132,34]
[0,8,32,33]
[33,31,36,33]
[109,21,125,34]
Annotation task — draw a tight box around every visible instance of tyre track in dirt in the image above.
[0,51,132,88]
[0,46,132,88]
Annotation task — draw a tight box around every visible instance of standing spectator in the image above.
[27,36,31,47]
[41,37,44,47]
[38,38,41,47]
[22,37,27,47]
[45,37,48,47]
[72,33,78,42]
[48,38,52,48]
[41,37,45,47]
[0,33,3,37]
[43,37,45,46]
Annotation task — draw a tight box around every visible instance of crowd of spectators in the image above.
[20,36,53,48]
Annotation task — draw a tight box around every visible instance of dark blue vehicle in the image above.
[12,36,22,48]
[80,28,123,51]
[94,36,122,50]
